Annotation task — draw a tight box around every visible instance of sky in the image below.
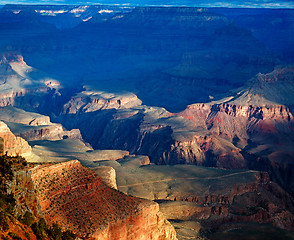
[1,0,294,8]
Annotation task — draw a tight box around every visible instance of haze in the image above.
[1,0,294,8]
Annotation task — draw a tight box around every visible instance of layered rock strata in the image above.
[7,168,43,219]
[94,156,294,233]
[0,106,82,141]
[92,166,118,189]
[0,120,31,156]
[31,160,177,239]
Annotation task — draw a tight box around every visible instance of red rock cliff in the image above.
[7,168,43,220]
[31,160,177,240]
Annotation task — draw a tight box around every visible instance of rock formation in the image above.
[7,168,43,220]
[2,52,292,199]
[0,217,38,240]
[0,6,294,239]
[31,160,177,240]
[97,156,294,235]
[92,166,118,189]
[62,87,142,114]
[0,106,82,141]
[177,66,294,194]
[0,120,31,156]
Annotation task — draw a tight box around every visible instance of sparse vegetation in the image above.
[0,154,20,233]
[48,223,62,240]
[25,232,31,240]
[20,211,34,227]
[0,154,76,239]
[0,210,9,231]
[0,138,4,156]
[31,218,47,240]
[32,219,77,240]
[8,232,22,240]
[0,154,28,191]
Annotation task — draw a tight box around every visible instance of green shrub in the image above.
[21,211,34,227]
[8,232,22,240]
[48,222,62,240]
[31,218,76,240]
[32,222,46,240]
[0,211,9,231]
[25,232,31,240]
[5,203,15,215]
[61,230,76,240]
[38,218,47,231]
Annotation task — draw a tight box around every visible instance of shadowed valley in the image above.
[0,4,294,240]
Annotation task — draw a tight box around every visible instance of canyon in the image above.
[0,125,177,239]
[31,160,177,239]
[0,4,294,239]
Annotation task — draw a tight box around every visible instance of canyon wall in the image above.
[7,168,43,220]
[31,160,177,240]
[1,54,293,196]
[0,121,31,156]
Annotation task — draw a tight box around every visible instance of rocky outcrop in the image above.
[14,123,82,141]
[31,160,177,239]
[92,166,118,189]
[0,121,31,156]
[105,155,294,233]
[59,102,247,168]
[91,205,176,240]
[7,168,43,219]
[178,100,294,190]
[0,106,51,125]
[198,180,294,232]
[62,88,142,114]
[0,52,65,117]
[156,172,294,232]
[0,106,82,141]
[0,154,43,240]
[179,103,293,139]
[0,87,50,107]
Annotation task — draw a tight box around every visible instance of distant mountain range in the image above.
[1,0,294,8]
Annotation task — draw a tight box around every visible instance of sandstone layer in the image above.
[0,8,293,240]
[7,168,43,219]
[94,156,294,235]
[53,66,294,198]
[0,120,31,156]
[0,106,82,141]
[31,160,177,240]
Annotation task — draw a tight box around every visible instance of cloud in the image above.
[1,0,294,8]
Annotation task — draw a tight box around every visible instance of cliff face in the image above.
[1,52,293,171]
[7,168,43,219]
[0,154,43,240]
[0,106,83,142]
[92,166,118,189]
[59,100,248,168]
[91,204,176,240]
[57,92,294,170]
[198,180,294,232]
[0,121,31,156]
[31,160,177,240]
[62,89,142,114]
[179,103,293,139]
[14,124,82,141]
[97,156,294,235]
